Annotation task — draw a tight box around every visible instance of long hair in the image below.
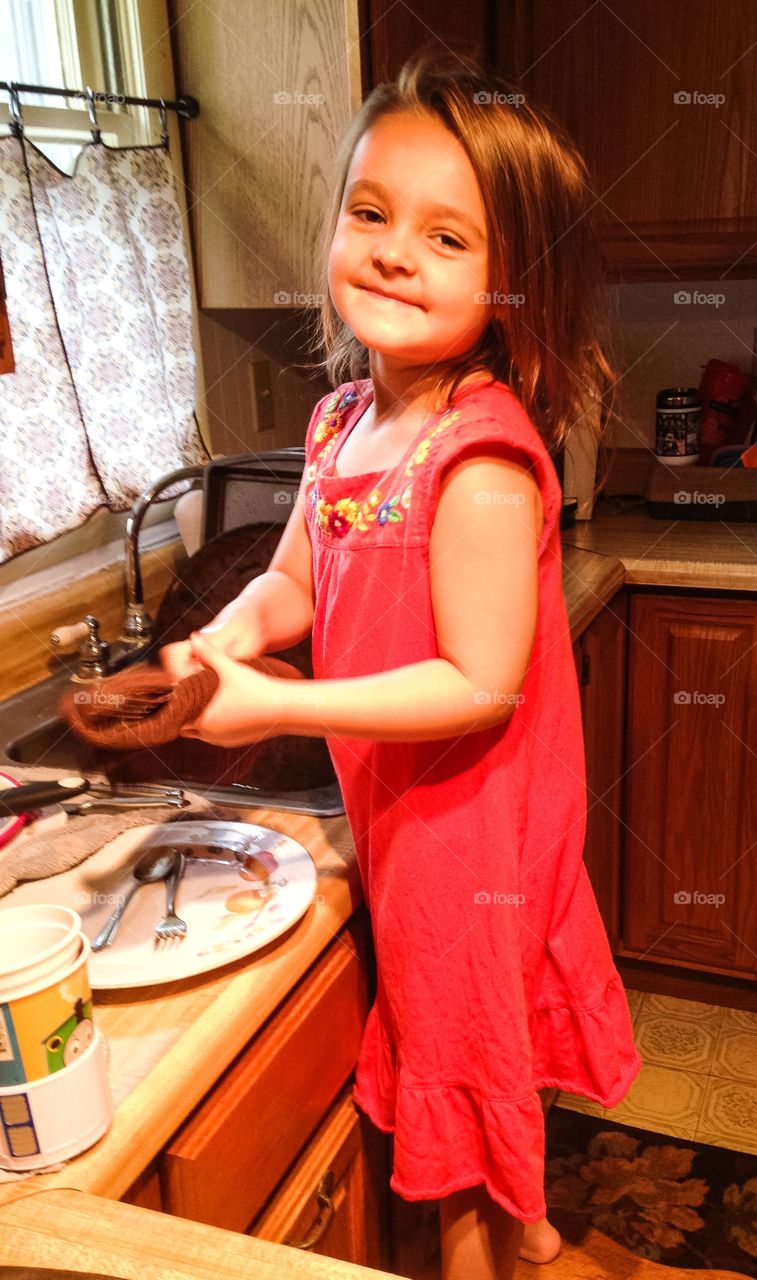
[307,51,617,455]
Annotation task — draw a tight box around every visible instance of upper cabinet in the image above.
[170,0,757,307]
[168,0,362,307]
[360,2,491,87]
[494,0,757,280]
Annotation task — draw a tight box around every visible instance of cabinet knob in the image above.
[284,1168,335,1250]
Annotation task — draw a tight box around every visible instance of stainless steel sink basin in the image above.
[0,670,344,818]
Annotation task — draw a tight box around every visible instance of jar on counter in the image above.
[655,387,701,464]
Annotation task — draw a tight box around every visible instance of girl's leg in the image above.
[518,1089,561,1264]
[518,1215,562,1264]
[439,1184,525,1280]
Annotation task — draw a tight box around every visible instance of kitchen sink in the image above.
[0,669,344,818]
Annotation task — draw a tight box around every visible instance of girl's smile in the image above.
[328,112,490,377]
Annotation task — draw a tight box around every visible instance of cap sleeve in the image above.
[410,391,563,559]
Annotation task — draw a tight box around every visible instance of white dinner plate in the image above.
[6,821,317,989]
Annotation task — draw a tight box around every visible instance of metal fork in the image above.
[154,850,187,946]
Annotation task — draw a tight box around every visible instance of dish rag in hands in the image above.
[60,666,220,749]
[59,655,304,750]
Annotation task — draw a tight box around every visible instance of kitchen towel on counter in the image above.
[0,136,107,562]
[0,767,223,898]
[21,137,208,508]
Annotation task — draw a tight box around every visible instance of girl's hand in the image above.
[159,616,266,684]
[179,632,285,747]
[159,639,204,682]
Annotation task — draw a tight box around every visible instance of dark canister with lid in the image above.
[655,387,701,464]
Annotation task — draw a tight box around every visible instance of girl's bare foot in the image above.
[518,1216,562,1264]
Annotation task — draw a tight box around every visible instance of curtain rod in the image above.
[0,81,199,120]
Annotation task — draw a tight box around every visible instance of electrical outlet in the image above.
[249,359,275,434]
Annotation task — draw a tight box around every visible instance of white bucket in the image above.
[0,904,81,989]
[0,1025,112,1170]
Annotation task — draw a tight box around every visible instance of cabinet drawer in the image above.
[251,1084,389,1270]
[162,913,370,1231]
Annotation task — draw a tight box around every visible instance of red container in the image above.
[697,359,757,465]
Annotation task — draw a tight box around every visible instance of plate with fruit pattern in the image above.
[8,821,317,988]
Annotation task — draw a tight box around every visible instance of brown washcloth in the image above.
[60,666,220,750]
[59,656,306,751]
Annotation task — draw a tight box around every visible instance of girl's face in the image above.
[328,111,490,375]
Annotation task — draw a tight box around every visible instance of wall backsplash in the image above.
[606,277,757,450]
[198,308,331,456]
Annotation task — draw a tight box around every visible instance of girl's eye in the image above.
[436,233,465,251]
[347,208,465,251]
[351,207,383,224]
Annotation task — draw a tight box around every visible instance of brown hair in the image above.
[307,50,616,454]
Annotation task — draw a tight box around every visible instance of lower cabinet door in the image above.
[161,913,370,1231]
[250,1084,390,1272]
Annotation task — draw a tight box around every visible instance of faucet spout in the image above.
[122,464,205,646]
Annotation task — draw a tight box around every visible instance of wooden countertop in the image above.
[0,1188,400,1279]
[0,807,360,1203]
[561,500,757,635]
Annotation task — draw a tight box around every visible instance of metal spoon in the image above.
[91,848,177,951]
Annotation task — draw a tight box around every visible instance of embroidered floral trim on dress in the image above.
[307,387,462,539]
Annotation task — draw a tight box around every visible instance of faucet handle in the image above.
[50,619,90,650]
[51,615,111,680]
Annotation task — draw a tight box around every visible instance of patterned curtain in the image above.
[0,134,208,564]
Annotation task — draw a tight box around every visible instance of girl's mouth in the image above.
[357,285,423,308]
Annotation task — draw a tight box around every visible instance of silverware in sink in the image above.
[91,848,177,951]
[62,792,187,815]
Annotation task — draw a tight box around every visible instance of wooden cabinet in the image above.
[158,910,385,1246]
[573,595,628,947]
[361,0,492,86]
[251,1085,389,1269]
[495,0,757,279]
[168,0,362,307]
[170,0,757,304]
[621,593,757,977]
[122,908,391,1270]
[361,0,757,280]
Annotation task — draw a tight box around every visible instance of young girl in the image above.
[163,53,642,1280]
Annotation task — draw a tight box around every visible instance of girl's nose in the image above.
[371,225,414,271]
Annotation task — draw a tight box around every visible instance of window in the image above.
[0,0,171,171]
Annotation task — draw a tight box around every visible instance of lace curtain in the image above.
[0,134,208,563]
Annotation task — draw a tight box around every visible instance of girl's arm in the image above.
[183,453,542,746]
[160,470,315,679]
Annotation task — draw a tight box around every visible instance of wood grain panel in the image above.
[622,594,757,974]
[497,0,757,278]
[162,914,371,1231]
[169,0,361,307]
[0,1188,404,1280]
[575,594,628,946]
[252,1086,389,1271]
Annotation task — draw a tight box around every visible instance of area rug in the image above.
[544,1106,757,1276]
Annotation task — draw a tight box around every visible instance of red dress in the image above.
[304,378,642,1222]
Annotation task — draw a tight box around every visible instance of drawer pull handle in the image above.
[284,1169,335,1250]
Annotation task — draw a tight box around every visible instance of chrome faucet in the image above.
[122,464,205,647]
[51,464,205,681]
